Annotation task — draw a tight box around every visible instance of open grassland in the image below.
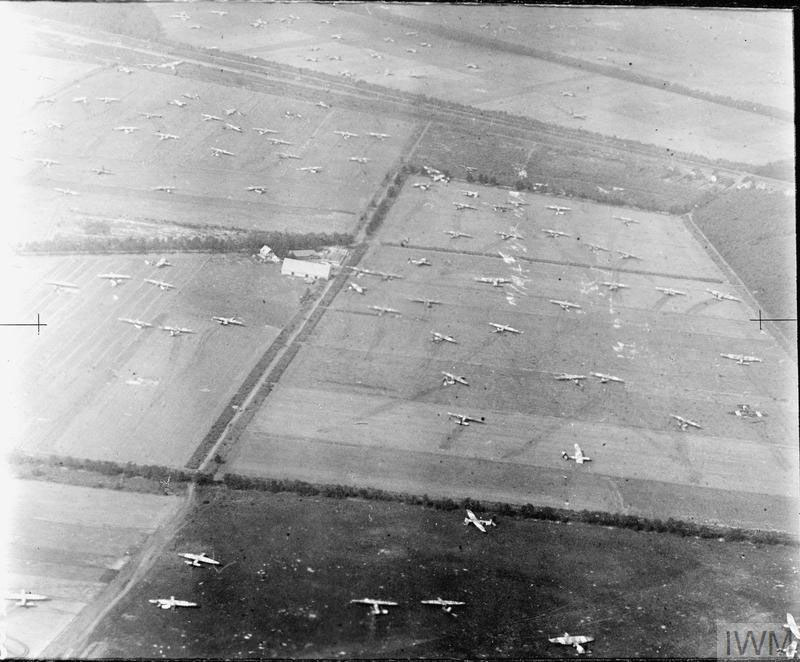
[692,188,797,353]
[11,48,415,243]
[85,488,799,658]
[229,181,798,532]
[140,1,793,164]
[379,4,793,115]
[5,53,101,120]
[8,254,307,467]
[12,1,164,42]
[3,479,179,659]
[382,179,728,281]
[472,72,793,166]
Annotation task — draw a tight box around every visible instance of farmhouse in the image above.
[281,258,331,281]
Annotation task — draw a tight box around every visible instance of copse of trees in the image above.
[425,159,701,215]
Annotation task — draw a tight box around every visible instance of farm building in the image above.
[281,258,331,281]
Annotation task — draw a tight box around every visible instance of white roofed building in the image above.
[281,258,331,281]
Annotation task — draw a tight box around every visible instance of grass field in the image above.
[691,188,797,353]
[3,8,796,658]
[228,180,798,532]
[8,253,308,467]
[380,4,793,114]
[143,2,793,164]
[471,71,793,166]
[84,488,799,658]
[380,181,729,280]
[3,479,179,659]
[10,43,416,243]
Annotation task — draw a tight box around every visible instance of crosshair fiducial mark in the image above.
[749,309,797,331]
[0,313,47,335]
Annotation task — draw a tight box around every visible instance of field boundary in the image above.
[680,212,798,361]
[9,454,796,545]
[384,242,726,283]
[18,230,354,257]
[32,15,792,182]
[43,486,196,659]
[183,286,323,471]
[220,474,798,546]
[206,244,371,472]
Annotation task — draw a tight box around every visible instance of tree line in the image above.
[222,472,793,546]
[19,230,354,257]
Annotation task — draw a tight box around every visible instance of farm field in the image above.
[6,53,100,120]
[229,180,799,532]
[2,479,179,659]
[471,72,793,166]
[383,181,731,280]
[0,6,795,660]
[10,47,415,243]
[7,253,308,467]
[84,489,799,658]
[146,2,793,164]
[691,188,797,342]
[380,4,793,113]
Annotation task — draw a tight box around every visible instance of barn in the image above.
[280,258,331,281]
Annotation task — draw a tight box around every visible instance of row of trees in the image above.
[20,230,354,257]
[184,294,318,470]
[11,451,791,545]
[221,472,794,546]
[9,452,213,486]
[187,242,368,470]
[364,167,411,236]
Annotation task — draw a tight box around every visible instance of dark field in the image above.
[86,488,799,658]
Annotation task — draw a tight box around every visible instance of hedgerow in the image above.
[218,473,797,546]
[8,451,213,485]
[19,231,354,257]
